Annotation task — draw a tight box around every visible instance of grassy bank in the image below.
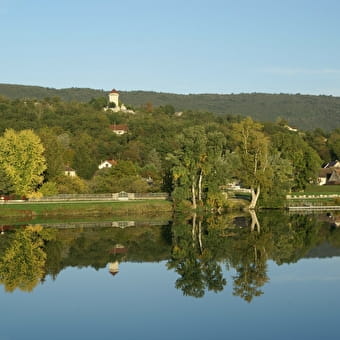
[0,200,173,220]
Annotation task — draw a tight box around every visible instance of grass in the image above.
[0,200,173,220]
[302,185,340,194]
[289,185,340,198]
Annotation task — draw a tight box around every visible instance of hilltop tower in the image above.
[108,89,119,108]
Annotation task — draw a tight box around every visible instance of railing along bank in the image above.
[27,192,169,202]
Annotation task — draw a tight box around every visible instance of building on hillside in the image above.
[108,89,119,108]
[98,159,117,170]
[318,167,340,185]
[104,89,135,113]
[284,125,298,132]
[110,124,128,135]
[64,166,77,177]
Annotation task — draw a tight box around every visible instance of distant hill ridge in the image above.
[0,83,339,131]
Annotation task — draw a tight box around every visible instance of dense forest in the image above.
[0,92,339,209]
[1,83,340,131]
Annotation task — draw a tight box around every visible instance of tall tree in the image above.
[231,118,272,209]
[168,126,229,209]
[0,129,46,196]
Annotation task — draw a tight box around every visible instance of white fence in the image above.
[28,192,169,202]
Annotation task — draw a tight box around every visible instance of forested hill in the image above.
[1,83,340,131]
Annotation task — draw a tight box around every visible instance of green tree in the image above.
[168,126,229,209]
[328,129,340,159]
[90,161,150,193]
[37,127,70,180]
[231,118,272,209]
[271,130,321,190]
[55,175,89,194]
[0,129,46,196]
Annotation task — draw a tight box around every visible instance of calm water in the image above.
[1,212,340,340]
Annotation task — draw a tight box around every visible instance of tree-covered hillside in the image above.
[0,94,338,209]
[1,83,340,131]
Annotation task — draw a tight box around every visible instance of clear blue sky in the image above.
[1,0,340,95]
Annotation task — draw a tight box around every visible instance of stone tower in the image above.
[108,89,119,108]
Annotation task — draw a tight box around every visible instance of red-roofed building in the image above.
[98,159,117,170]
[110,124,128,135]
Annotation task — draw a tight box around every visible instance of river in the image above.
[0,211,339,339]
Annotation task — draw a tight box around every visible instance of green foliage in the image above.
[271,130,321,190]
[0,91,335,202]
[168,126,230,209]
[328,129,340,159]
[0,129,46,195]
[39,181,59,196]
[37,127,71,180]
[90,161,150,193]
[55,175,89,194]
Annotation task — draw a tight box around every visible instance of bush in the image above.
[38,182,59,196]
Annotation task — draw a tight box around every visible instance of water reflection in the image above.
[0,212,340,300]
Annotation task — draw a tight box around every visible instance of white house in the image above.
[98,159,117,170]
[318,161,340,185]
[64,166,77,177]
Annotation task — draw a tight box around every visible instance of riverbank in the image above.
[0,200,173,219]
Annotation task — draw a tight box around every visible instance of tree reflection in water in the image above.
[0,212,339,300]
[167,211,328,302]
[0,225,55,292]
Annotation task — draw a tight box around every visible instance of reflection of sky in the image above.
[1,258,340,340]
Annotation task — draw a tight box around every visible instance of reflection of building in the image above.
[111,221,135,228]
[109,261,119,276]
[110,244,127,255]
[108,244,127,277]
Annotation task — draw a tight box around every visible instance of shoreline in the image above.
[0,200,174,219]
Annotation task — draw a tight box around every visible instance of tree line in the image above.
[0,95,338,208]
[1,83,340,130]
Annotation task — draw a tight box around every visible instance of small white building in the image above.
[98,159,117,170]
[64,166,77,177]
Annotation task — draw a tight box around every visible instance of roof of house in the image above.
[323,160,340,168]
[110,89,119,94]
[64,166,75,172]
[109,124,128,131]
[102,159,117,166]
[319,168,340,177]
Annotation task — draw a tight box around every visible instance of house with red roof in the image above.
[98,159,117,170]
[110,124,128,135]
